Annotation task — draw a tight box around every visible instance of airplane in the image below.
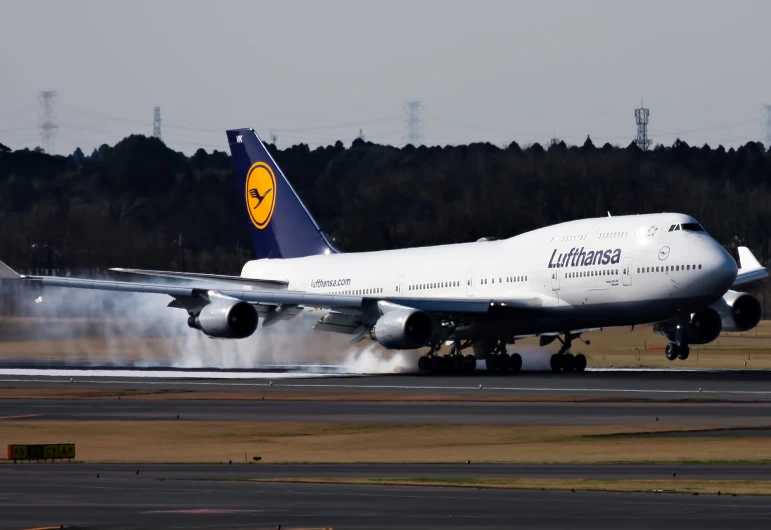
[0,128,767,375]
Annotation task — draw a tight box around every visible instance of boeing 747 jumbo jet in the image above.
[0,128,767,374]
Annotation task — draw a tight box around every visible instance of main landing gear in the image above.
[484,340,523,375]
[417,339,523,375]
[549,333,587,373]
[418,341,476,375]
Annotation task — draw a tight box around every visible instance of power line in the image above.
[38,90,58,153]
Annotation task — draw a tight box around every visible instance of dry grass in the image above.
[3,421,771,464]
[244,477,771,496]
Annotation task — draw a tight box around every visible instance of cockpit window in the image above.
[674,225,681,231]
[681,223,705,232]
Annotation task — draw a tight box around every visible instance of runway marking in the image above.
[2,377,771,396]
[143,508,263,514]
[0,414,41,420]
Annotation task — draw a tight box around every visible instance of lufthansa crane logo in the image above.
[658,246,671,261]
[245,162,276,229]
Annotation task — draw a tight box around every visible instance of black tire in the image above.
[563,353,576,373]
[485,355,497,373]
[677,345,690,360]
[418,356,429,373]
[550,354,562,373]
[574,353,587,372]
[463,355,476,374]
[510,353,523,373]
[497,353,511,374]
[665,343,678,361]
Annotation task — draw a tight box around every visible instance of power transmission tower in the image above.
[358,128,365,141]
[153,106,162,138]
[405,101,424,145]
[38,90,58,153]
[634,100,652,150]
[764,105,771,146]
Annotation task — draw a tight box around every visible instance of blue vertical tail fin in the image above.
[226,128,338,259]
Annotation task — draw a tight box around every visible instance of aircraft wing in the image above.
[733,246,768,287]
[0,260,552,322]
[110,268,288,290]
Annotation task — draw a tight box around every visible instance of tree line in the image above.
[1,134,771,277]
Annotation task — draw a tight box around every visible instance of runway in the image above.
[4,398,771,426]
[4,367,771,401]
[3,464,771,529]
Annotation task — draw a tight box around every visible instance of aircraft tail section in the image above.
[226,128,338,259]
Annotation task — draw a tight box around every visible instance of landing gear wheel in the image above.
[665,343,678,361]
[574,354,587,372]
[485,355,497,373]
[510,353,522,374]
[550,354,562,373]
[677,345,690,360]
[497,353,511,374]
[462,354,476,374]
[418,356,430,373]
[562,354,576,373]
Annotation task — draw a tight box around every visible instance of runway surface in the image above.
[4,464,771,529]
[5,398,771,427]
[5,367,771,401]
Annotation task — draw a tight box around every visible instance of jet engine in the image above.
[712,290,763,332]
[655,308,722,345]
[370,308,433,350]
[188,300,259,339]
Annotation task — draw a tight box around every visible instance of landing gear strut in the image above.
[549,333,587,373]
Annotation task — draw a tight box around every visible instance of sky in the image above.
[1,0,771,155]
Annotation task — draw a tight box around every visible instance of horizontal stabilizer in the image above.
[0,260,20,280]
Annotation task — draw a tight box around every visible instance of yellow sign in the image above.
[7,443,75,460]
[245,161,277,229]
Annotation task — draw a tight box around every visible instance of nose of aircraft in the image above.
[708,242,738,295]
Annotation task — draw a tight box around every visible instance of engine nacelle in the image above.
[371,308,433,350]
[655,308,722,345]
[712,290,763,332]
[188,300,258,339]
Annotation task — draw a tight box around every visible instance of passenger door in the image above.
[551,268,560,291]
[396,274,404,295]
[623,257,632,286]
[466,269,475,297]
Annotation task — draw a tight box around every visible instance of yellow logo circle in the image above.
[245,162,277,230]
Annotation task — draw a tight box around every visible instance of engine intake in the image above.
[714,291,762,332]
[188,300,258,339]
[371,308,433,350]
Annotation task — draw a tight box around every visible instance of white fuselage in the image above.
[241,213,737,337]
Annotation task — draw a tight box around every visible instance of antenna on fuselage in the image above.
[607,211,612,217]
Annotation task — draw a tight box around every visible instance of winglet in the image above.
[0,260,21,279]
[734,246,768,287]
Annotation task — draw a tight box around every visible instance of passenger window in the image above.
[686,265,690,270]
[699,264,702,269]
[676,266,680,271]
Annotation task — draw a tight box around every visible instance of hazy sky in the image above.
[2,0,771,155]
